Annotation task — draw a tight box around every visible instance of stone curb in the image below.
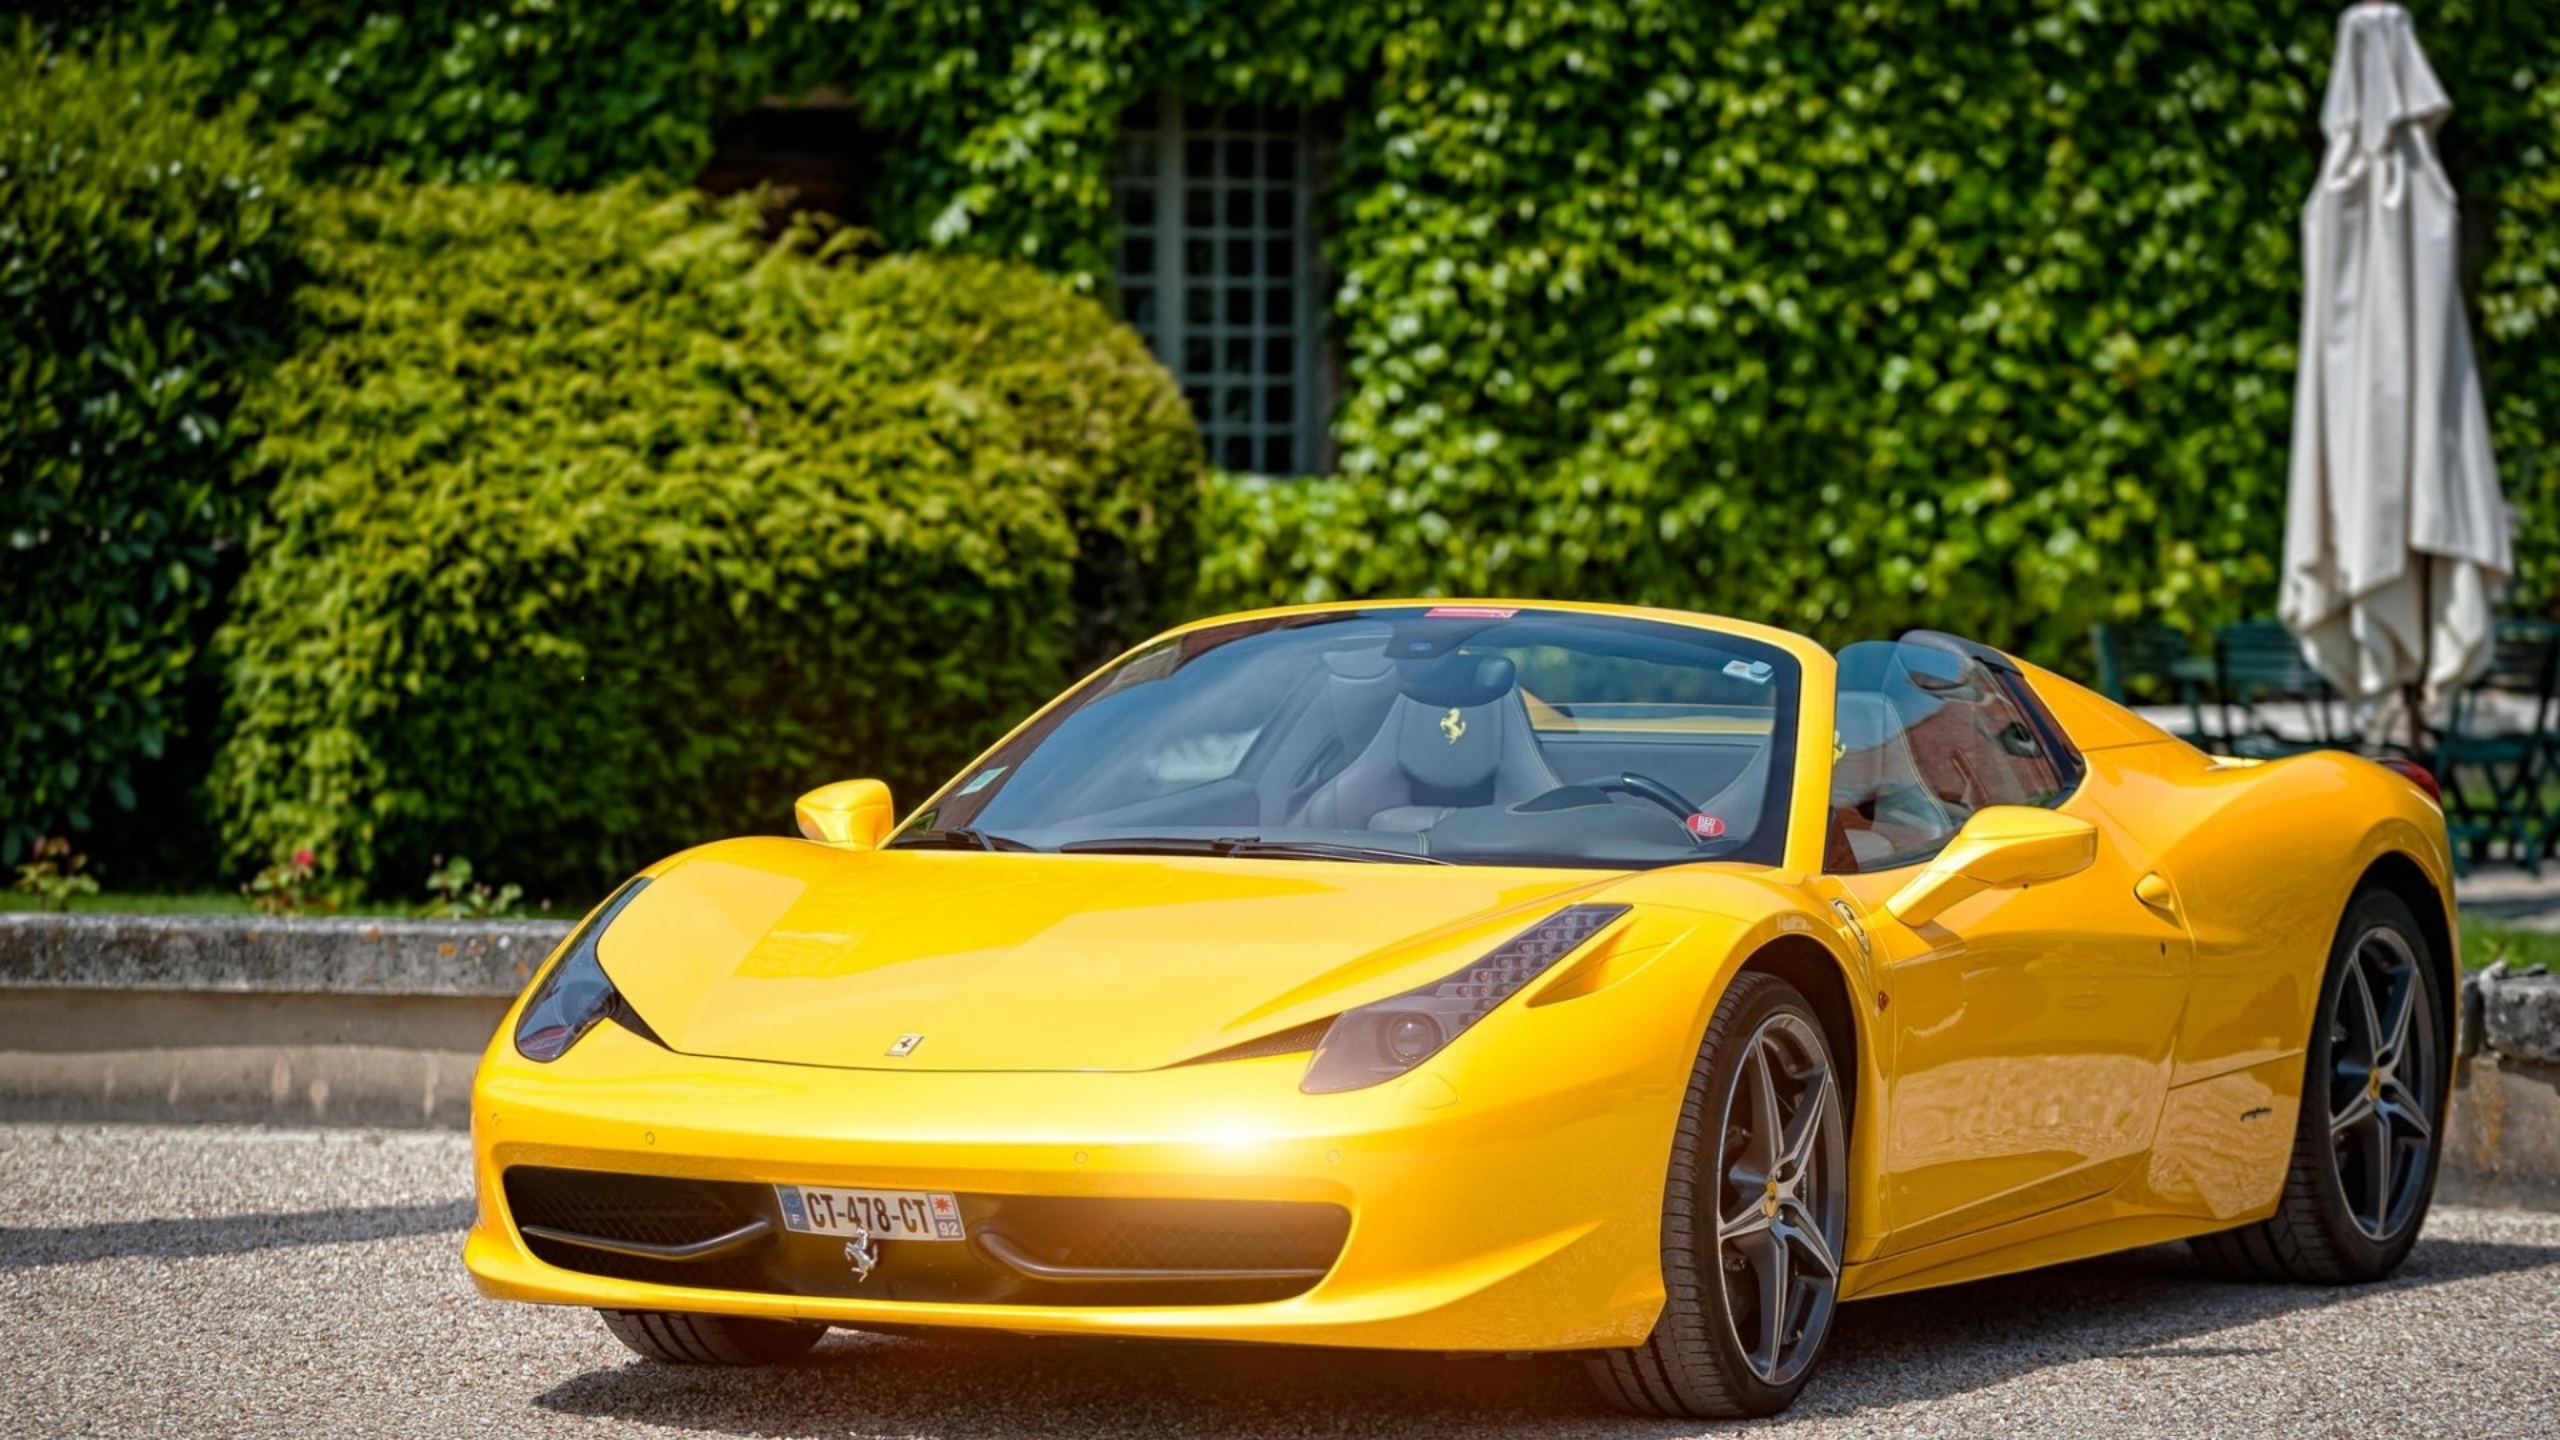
[0,915,2555,1215]
[2446,1055,2560,1212]
[0,912,572,997]
[2468,965,2560,1065]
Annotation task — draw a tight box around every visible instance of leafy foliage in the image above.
[12,836,102,912]
[239,845,333,916]
[422,855,528,919]
[36,1,1382,277]
[215,181,1199,895]
[20,3,2560,901]
[1208,2,2560,660]
[2479,58,2560,609]
[72,1,2560,665]
[39,0,787,191]
[0,28,297,862]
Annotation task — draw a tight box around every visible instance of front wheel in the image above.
[1587,972,1848,1419]
[597,1308,828,1365]
[2191,887,2447,1283]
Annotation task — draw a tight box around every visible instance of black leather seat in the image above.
[1295,655,1565,831]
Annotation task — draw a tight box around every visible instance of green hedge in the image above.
[1204,3,2560,660]
[38,0,782,191]
[76,1,2560,667]
[2485,72,2560,607]
[214,181,1199,897]
[0,28,296,863]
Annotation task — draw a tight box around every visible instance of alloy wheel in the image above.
[2324,925,2439,1242]
[1711,1010,1844,1387]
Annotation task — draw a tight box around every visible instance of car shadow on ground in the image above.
[531,1230,2560,1437]
[0,1199,473,1269]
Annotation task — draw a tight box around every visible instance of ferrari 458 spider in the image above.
[466,602,2455,1418]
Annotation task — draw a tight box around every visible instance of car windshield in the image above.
[898,607,1800,869]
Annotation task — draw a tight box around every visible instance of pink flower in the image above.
[292,849,315,869]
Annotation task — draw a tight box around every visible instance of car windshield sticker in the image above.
[1424,605,1519,619]
[1685,813,1727,839]
[1723,659,1774,684]
[957,766,1006,796]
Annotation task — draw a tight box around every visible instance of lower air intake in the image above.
[500,1167,1349,1307]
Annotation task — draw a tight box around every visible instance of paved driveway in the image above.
[4,1124,2555,1439]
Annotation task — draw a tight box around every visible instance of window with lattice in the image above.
[1113,99,1326,477]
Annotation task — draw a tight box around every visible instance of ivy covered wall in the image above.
[57,0,2560,664]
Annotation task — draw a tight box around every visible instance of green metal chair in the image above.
[2088,621,2210,741]
[2210,620,2350,757]
[2433,620,2560,873]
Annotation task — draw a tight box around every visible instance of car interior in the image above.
[1826,638,2071,873]
[964,618,1794,868]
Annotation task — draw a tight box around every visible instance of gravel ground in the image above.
[3,1123,2556,1439]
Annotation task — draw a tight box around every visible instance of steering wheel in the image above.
[1596,771,1716,845]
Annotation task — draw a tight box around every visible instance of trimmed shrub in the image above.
[0,28,296,862]
[839,250,1204,667]
[215,181,1199,896]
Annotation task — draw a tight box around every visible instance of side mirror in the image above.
[1884,806,2097,928]
[795,779,896,850]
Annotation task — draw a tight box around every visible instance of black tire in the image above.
[597,1308,828,1365]
[2191,887,2447,1284]
[1586,971,1848,1419]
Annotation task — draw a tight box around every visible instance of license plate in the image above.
[773,1184,965,1241]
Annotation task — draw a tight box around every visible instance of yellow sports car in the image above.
[466,602,2455,1418]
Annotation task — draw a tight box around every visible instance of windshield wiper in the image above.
[1226,838,1452,865]
[885,827,1037,853]
[1056,836,1450,865]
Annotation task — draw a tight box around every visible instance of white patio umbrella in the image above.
[2279,1,2511,715]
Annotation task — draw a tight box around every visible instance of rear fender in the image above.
[2157,752,2445,1085]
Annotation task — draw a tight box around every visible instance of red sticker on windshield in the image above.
[1685,814,1727,839]
[1424,606,1519,619]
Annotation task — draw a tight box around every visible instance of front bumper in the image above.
[466,1009,1691,1351]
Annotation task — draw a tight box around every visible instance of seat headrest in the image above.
[1835,691,1900,747]
[1392,692,1508,791]
[1397,653,1517,707]
[1321,644,1394,680]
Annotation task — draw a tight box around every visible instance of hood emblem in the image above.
[843,1226,879,1282]
[1439,708,1468,744]
[886,1033,924,1058]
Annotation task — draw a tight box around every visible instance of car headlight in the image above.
[513,877,659,1062]
[1299,904,1630,1094]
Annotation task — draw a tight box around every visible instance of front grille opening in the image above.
[503,1167,771,1292]
[500,1167,1351,1308]
[505,1168,749,1247]
[994,1197,1349,1272]
[974,1196,1351,1306]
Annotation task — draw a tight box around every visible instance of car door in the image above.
[1820,636,2193,1255]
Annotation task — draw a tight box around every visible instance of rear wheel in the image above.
[1586,972,1847,1419]
[2191,888,2445,1283]
[597,1308,828,1365]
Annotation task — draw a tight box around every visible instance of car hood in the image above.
[594,837,1645,1073]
